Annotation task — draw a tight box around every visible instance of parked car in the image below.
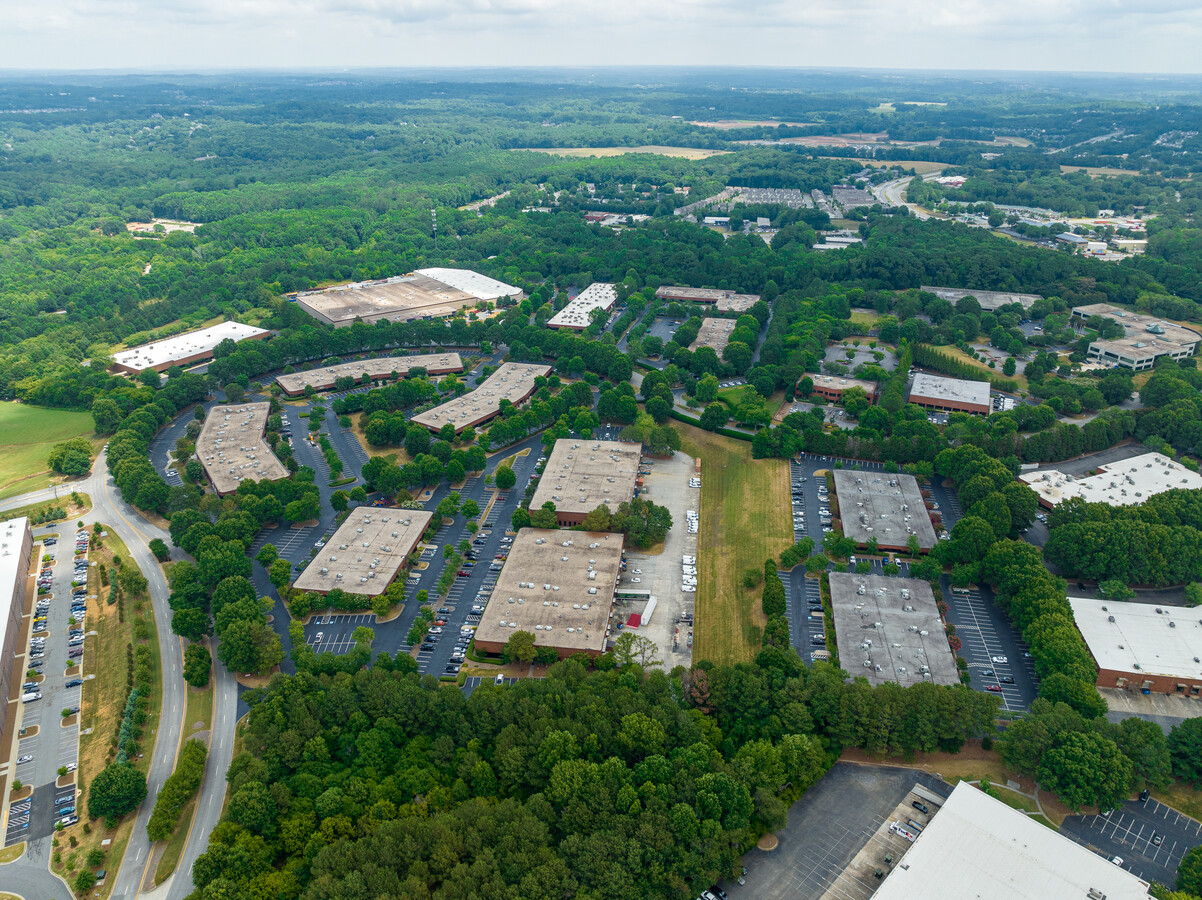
[65,679,83,688]
[57,815,78,827]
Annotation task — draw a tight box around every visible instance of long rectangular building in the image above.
[547,283,618,331]
[529,439,642,526]
[1020,451,1202,509]
[196,402,290,496]
[833,470,937,551]
[292,268,522,327]
[654,286,760,313]
[1072,303,1201,370]
[275,352,463,397]
[908,373,991,415]
[875,781,1152,900]
[1070,597,1202,696]
[920,286,1041,311]
[688,317,736,354]
[410,362,550,434]
[111,322,269,374]
[806,374,879,404]
[474,528,623,658]
[293,508,433,597]
[0,517,32,753]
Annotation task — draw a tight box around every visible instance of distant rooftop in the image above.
[1020,452,1202,507]
[1069,597,1202,683]
[111,322,268,372]
[920,285,1041,310]
[547,283,618,330]
[410,362,550,433]
[275,352,462,395]
[875,781,1152,900]
[909,373,991,409]
[688,317,736,353]
[654,286,760,312]
[829,573,958,687]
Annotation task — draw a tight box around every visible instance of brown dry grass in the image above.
[819,157,947,175]
[677,422,791,664]
[1060,165,1143,177]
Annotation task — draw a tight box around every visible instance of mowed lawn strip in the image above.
[677,422,791,664]
[0,402,100,501]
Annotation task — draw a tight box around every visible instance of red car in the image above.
[457,570,469,577]
[986,685,1003,693]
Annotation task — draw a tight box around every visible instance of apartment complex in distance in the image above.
[292,268,522,327]
[196,402,290,495]
[1071,303,1201,370]
[111,322,269,374]
[409,362,550,434]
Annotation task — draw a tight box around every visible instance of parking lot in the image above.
[728,763,951,900]
[1061,796,1202,887]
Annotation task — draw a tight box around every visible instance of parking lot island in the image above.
[293,508,434,596]
[474,528,622,659]
[196,402,290,496]
[829,573,959,687]
[275,352,463,396]
[529,439,642,526]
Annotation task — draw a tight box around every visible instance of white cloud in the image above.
[0,0,1196,71]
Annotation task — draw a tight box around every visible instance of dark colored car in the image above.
[912,801,929,814]
[999,675,1015,684]
[65,679,83,688]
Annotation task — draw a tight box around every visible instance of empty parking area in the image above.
[728,763,951,900]
[1061,797,1202,887]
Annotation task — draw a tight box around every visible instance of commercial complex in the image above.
[829,573,958,687]
[1069,597,1202,696]
[832,470,937,551]
[292,268,522,327]
[875,781,1153,900]
[688,317,736,354]
[908,373,991,415]
[196,402,290,495]
[804,374,879,404]
[920,285,1041,311]
[0,517,32,753]
[474,528,623,658]
[292,508,433,597]
[529,439,642,526]
[410,362,550,434]
[547,283,618,331]
[654,286,760,313]
[111,322,269,374]
[831,184,875,210]
[1071,303,1201,370]
[1020,452,1202,509]
[275,352,463,397]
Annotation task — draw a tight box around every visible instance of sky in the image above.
[2,0,1199,73]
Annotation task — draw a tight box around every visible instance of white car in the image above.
[682,586,696,593]
[314,632,323,643]
[991,656,1008,664]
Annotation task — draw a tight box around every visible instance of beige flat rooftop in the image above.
[276,352,462,395]
[410,362,550,433]
[293,508,433,596]
[196,402,290,495]
[529,439,642,517]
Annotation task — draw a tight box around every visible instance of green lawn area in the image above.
[677,421,792,664]
[0,403,100,501]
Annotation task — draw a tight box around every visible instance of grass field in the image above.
[938,344,1029,393]
[514,146,731,160]
[677,422,792,664]
[0,403,100,502]
[1060,165,1142,177]
[819,158,948,175]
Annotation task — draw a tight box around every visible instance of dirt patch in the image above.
[60,714,78,728]
[8,785,31,802]
[235,671,276,689]
[757,833,780,850]
[56,773,76,788]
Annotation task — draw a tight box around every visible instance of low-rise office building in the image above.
[688,317,736,354]
[1071,303,1200,370]
[292,508,433,597]
[474,528,623,659]
[804,374,879,404]
[292,268,522,327]
[908,373,991,415]
[875,781,1153,900]
[409,362,550,434]
[529,439,642,526]
[275,352,463,396]
[547,283,618,331]
[919,286,1041,311]
[654,286,760,313]
[196,402,290,496]
[1070,597,1202,696]
[111,322,269,374]
[1020,451,1202,509]
[829,573,958,687]
[0,517,32,752]
[833,470,937,551]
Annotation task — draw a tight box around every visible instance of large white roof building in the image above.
[111,322,269,373]
[1069,597,1202,694]
[875,781,1152,900]
[1020,452,1202,508]
[547,283,618,331]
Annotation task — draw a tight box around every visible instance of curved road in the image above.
[0,456,236,900]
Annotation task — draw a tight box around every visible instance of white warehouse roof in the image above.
[547,283,618,329]
[412,268,522,301]
[112,322,269,372]
[909,372,991,408]
[875,781,1152,900]
[1069,597,1202,682]
[1020,452,1202,507]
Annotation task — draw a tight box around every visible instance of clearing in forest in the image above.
[0,403,99,501]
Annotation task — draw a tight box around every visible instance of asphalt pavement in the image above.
[1061,795,1202,887]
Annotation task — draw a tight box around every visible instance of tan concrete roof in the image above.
[196,403,289,494]
[410,362,550,433]
[275,352,462,394]
[529,439,641,518]
[293,508,434,596]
